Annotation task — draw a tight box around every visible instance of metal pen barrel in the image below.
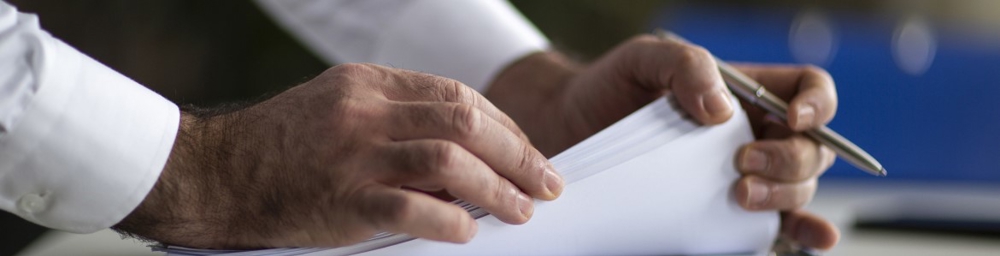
[718,59,886,177]
[655,29,887,177]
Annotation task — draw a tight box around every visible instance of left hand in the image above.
[487,34,839,249]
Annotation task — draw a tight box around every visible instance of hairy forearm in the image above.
[485,52,580,156]
[113,112,235,247]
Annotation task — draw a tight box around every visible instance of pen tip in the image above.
[878,167,888,177]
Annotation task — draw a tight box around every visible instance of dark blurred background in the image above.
[4,0,1000,255]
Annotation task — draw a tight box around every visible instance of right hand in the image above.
[114,63,565,249]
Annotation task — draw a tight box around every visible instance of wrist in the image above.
[486,51,580,156]
[114,112,227,247]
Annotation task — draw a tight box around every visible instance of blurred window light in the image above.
[892,18,936,76]
[789,10,837,67]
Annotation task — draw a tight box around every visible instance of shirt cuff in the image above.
[257,0,549,93]
[370,0,549,92]
[0,26,179,233]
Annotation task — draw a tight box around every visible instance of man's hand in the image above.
[731,64,840,249]
[487,35,839,249]
[114,63,564,249]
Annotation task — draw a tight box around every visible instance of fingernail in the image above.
[740,148,769,172]
[796,104,816,130]
[702,89,733,119]
[517,192,534,219]
[745,179,771,209]
[544,168,565,199]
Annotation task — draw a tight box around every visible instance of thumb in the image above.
[627,35,734,125]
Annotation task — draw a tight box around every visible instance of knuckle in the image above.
[790,140,815,178]
[634,34,659,42]
[793,181,818,208]
[819,145,837,170]
[515,145,544,184]
[756,185,811,210]
[332,99,381,125]
[802,64,832,80]
[360,190,413,229]
[448,104,484,138]
[435,77,476,103]
[774,140,810,180]
[677,44,713,66]
[491,178,513,208]
[385,196,415,228]
[803,65,838,96]
[320,63,382,95]
[428,141,464,175]
[327,63,376,78]
[627,34,661,48]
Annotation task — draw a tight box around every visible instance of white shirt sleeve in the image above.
[0,2,179,233]
[255,0,549,93]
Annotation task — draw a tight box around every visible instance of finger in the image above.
[733,64,838,131]
[638,35,733,124]
[353,185,478,243]
[736,135,836,182]
[735,175,816,210]
[781,210,841,250]
[369,64,532,142]
[385,102,563,201]
[383,139,535,224]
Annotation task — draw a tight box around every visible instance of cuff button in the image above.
[18,193,47,214]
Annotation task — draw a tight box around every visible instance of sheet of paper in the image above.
[165,95,778,256]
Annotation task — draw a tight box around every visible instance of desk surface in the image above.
[17,180,1000,256]
[805,180,1000,256]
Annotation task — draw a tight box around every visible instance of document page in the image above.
[165,95,779,256]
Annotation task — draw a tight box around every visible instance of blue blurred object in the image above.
[653,5,1000,182]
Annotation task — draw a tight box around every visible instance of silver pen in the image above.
[655,29,887,177]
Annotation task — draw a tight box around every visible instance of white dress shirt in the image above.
[0,0,547,233]
[256,0,548,91]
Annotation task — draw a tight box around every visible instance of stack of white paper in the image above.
[164,95,778,256]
